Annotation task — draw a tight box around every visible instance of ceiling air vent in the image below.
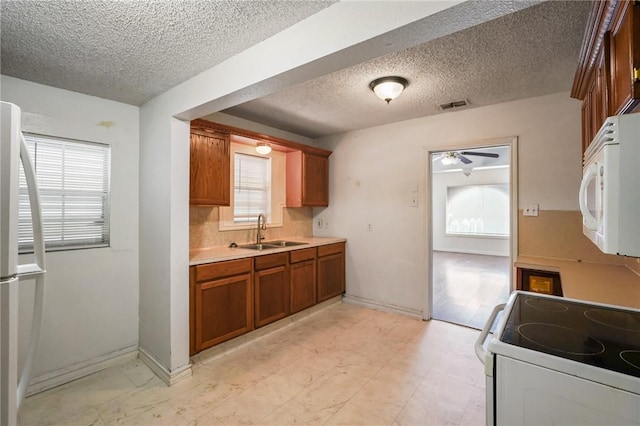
[438,99,469,110]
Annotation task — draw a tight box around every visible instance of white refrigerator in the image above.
[1,102,46,425]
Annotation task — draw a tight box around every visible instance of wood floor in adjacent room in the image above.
[432,250,511,330]
[19,303,485,426]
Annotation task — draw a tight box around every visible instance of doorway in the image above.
[426,139,517,329]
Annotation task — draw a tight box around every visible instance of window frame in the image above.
[445,183,510,239]
[18,132,111,253]
[232,151,272,224]
[218,142,286,232]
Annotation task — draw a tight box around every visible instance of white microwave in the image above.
[579,113,640,257]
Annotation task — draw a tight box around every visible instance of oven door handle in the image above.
[474,303,505,365]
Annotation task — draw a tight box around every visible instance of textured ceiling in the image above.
[0,0,335,105]
[1,1,590,139]
[222,0,591,138]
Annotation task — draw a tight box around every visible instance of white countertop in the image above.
[515,256,640,309]
[189,236,346,266]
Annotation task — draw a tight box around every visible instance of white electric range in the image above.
[476,291,640,425]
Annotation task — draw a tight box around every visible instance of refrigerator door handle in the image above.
[18,133,46,275]
[16,132,46,408]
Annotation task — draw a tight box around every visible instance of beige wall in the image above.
[190,206,313,250]
[518,210,628,265]
[312,92,639,315]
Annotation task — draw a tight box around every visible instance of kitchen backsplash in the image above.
[518,210,630,265]
[190,206,313,250]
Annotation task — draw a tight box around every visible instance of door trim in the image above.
[423,137,518,321]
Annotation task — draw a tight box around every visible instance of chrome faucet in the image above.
[256,213,267,244]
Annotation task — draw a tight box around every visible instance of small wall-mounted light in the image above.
[369,76,408,104]
[255,142,271,155]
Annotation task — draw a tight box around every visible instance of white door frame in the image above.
[423,137,518,321]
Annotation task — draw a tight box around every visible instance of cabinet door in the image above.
[190,130,230,206]
[609,1,640,115]
[195,273,252,351]
[582,83,594,152]
[255,265,289,328]
[302,153,329,206]
[317,252,345,302]
[290,259,316,314]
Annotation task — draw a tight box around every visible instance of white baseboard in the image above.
[138,347,192,387]
[342,294,423,319]
[26,345,138,396]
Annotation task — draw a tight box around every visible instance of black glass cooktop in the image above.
[501,292,640,378]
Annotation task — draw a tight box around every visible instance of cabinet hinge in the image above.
[635,67,640,82]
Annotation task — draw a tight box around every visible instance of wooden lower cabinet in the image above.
[290,247,317,313]
[254,252,289,328]
[317,243,346,302]
[190,242,346,355]
[190,258,253,355]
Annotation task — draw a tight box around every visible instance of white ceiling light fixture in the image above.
[255,142,272,155]
[369,76,408,104]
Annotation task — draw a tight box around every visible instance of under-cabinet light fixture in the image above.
[369,76,408,104]
[255,142,271,155]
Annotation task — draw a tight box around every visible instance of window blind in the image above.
[19,133,111,252]
[234,152,271,222]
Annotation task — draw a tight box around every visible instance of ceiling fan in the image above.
[433,150,499,165]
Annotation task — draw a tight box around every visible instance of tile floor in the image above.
[19,302,485,426]
[432,251,510,330]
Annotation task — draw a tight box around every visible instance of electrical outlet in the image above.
[323,219,329,229]
[523,204,539,217]
[367,223,373,231]
[316,218,324,228]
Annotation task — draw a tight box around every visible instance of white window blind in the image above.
[19,133,111,252]
[234,152,271,222]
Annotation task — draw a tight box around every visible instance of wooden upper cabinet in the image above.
[189,124,230,206]
[572,0,639,153]
[609,0,640,115]
[583,44,611,151]
[286,151,329,207]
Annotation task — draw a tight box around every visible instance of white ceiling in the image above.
[1,1,590,140]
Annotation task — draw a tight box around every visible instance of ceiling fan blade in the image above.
[458,154,473,164]
[460,151,499,158]
[432,154,444,162]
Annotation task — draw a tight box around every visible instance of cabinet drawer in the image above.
[318,242,345,257]
[290,247,317,263]
[254,252,288,271]
[195,258,252,282]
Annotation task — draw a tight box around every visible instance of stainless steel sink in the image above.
[239,241,308,250]
[262,240,308,247]
[238,243,280,250]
